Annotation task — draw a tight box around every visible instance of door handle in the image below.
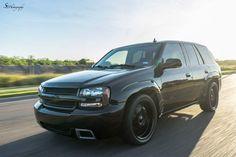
[205,70,209,74]
[186,73,192,77]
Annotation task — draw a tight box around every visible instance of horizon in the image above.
[1,0,236,61]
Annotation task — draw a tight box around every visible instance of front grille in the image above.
[41,87,79,111]
[42,98,76,110]
[44,87,78,96]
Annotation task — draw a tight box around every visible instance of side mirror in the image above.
[154,58,182,77]
[162,58,182,70]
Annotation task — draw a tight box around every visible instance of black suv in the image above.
[34,40,221,145]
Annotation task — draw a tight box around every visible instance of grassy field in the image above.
[0,73,61,97]
[217,60,236,75]
[0,73,61,87]
[0,85,38,98]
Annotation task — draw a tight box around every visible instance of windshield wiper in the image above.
[94,64,140,69]
[93,65,109,69]
[109,64,137,69]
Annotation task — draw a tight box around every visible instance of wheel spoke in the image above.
[209,87,217,108]
[132,102,154,139]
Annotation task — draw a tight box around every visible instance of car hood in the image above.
[42,69,137,88]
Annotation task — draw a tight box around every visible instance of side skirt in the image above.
[161,101,200,116]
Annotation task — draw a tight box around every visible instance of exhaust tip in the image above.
[75,129,96,140]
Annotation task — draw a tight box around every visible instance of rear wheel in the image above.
[122,94,158,145]
[200,82,219,112]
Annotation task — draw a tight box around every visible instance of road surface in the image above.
[0,75,236,157]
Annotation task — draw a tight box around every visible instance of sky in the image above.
[0,0,236,61]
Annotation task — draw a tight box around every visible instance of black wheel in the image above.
[200,82,219,112]
[122,94,158,145]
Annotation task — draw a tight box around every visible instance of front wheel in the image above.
[122,94,158,145]
[200,82,219,112]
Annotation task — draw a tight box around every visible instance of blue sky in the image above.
[1,0,236,61]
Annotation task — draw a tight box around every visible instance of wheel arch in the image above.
[202,75,220,101]
[124,87,163,117]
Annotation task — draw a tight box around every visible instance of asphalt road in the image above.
[0,75,236,157]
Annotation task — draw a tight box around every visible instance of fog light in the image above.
[80,102,103,108]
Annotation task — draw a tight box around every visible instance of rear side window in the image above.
[195,45,215,64]
[193,46,204,64]
[161,43,186,67]
[183,43,199,66]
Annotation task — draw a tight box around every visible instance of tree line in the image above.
[0,55,94,66]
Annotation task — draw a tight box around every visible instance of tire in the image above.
[122,94,158,145]
[200,82,219,112]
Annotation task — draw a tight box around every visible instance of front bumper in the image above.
[34,101,125,138]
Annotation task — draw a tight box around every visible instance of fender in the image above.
[202,70,221,98]
[118,80,164,116]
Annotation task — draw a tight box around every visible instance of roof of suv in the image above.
[115,40,206,50]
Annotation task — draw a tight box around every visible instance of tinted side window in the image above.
[130,49,156,65]
[131,50,143,63]
[161,43,185,67]
[183,43,199,66]
[195,45,215,64]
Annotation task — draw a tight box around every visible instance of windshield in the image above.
[94,44,161,69]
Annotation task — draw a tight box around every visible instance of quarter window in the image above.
[195,45,215,64]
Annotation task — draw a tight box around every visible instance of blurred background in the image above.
[0,56,94,97]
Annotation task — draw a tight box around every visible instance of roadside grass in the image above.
[221,70,236,75]
[0,85,38,98]
[0,73,61,98]
[0,73,61,87]
[217,60,236,75]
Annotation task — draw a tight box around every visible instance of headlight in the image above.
[79,87,110,108]
[79,87,110,98]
